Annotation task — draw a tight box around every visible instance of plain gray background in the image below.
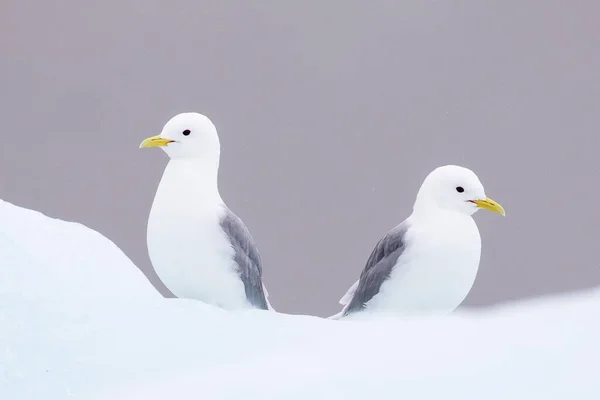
[1,1,599,317]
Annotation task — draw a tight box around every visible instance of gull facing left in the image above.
[140,112,272,311]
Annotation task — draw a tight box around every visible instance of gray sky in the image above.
[1,1,599,317]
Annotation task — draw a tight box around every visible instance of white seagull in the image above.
[139,112,273,311]
[330,165,505,319]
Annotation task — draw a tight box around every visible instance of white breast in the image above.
[367,212,482,315]
[146,160,250,310]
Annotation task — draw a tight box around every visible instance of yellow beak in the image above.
[139,135,175,148]
[472,197,505,216]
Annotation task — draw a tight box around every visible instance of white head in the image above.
[413,165,505,217]
[139,112,221,162]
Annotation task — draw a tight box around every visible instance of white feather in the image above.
[147,159,251,310]
[338,280,359,305]
[364,211,481,315]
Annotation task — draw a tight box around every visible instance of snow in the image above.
[0,199,158,300]
[1,199,599,400]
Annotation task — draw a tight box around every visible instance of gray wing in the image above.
[220,208,269,310]
[343,222,410,316]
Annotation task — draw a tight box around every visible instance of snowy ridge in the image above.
[1,199,599,400]
[0,199,158,300]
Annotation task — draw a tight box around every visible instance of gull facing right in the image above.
[330,165,505,319]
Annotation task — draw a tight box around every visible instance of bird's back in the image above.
[335,212,482,317]
[368,213,482,314]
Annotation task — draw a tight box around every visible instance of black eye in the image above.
[456,186,465,193]
[182,129,191,136]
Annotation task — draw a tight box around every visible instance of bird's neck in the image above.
[411,202,472,223]
[412,198,439,217]
[160,158,222,203]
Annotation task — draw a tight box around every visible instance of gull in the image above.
[140,112,273,311]
[330,165,505,319]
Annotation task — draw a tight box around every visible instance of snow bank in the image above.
[0,199,158,300]
[95,292,600,400]
[1,199,599,400]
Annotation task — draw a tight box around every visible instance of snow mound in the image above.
[0,199,158,299]
[96,292,600,400]
[1,200,599,400]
